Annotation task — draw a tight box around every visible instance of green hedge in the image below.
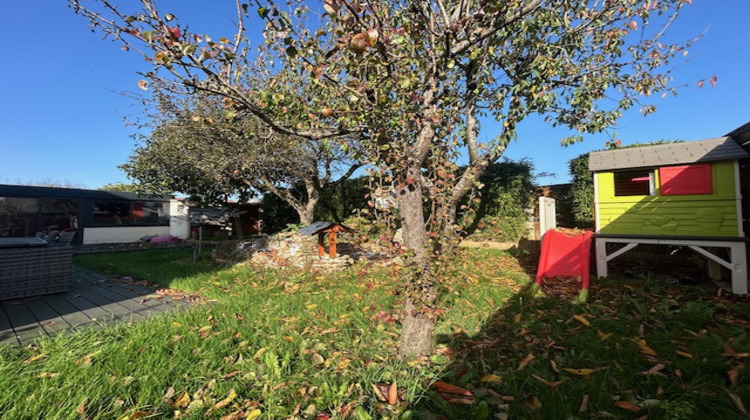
[463,159,535,242]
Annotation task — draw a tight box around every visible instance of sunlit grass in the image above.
[0,248,748,419]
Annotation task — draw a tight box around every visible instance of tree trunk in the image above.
[396,166,428,259]
[399,300,435,357]
[395,165,436,357]
[298,181,320,226]
[297,208,314,226]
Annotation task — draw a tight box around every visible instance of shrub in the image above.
[567,153,594,228]
[463,159,535,242]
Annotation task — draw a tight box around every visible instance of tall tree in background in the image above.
[123,94,361,224]
[99,182,142,193]
[70,0,704,356]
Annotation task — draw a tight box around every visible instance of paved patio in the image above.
[0,268,190,346]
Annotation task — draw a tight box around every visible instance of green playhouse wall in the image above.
[595,160,741,237]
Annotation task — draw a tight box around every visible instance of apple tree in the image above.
[69,0,703,356]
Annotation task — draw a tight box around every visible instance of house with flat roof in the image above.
[0,184,189,245]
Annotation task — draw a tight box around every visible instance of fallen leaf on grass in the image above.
[434,381,475,404]
[579,395,589,412]
[371,383,386,402]
[23,353,47,364]
[639,399,662,409]
[173,391,190,409]
[221,371,242,380]
[76,351,101,367]
[676,350,693,358]
[597,331,613,341]
[162,386,175,404]
[640,363,667,377]
[117,411,149,420]
[725,352,750,359]
[76,397,89,416]
[614,400,641,412]
[635,338,657,357]
[517,353,535,370]
[246,409,262,419]
[563,368,597,376]
[387,382,398,405]
[726,390,749,416]
[525,396,542,411]
[212,389,238,410]
[480,374,502,383]
[573,314,591,327]
[36,372,60,379]
[728,369,740,386]
[311,353,325,366]
[434,381,473,397]
[532,374,562,387]
[220,411,246,420]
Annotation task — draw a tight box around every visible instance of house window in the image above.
[132,201,166,224]
[614,170,655,196]
[93,200,130,224]
[659,164,713,196]
[0,197,39,237]
[40,198,79,232]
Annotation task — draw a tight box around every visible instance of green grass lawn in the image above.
[0,248,748,419]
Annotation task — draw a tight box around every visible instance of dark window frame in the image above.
[613,169,655,197]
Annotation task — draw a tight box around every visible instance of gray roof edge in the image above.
[727,121,750,153]
[726,121,750,138]
[588,137,749,172]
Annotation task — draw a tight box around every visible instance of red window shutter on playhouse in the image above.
[659,164,713,195]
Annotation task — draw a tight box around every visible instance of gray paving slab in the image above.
[2,301,49,345]
[0,267,195,346]
[0,266,197,346]
[40,293,96,329]
[22,297,73,336]
[57,291,120,324]
[0,305,20,346]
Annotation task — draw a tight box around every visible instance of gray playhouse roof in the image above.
[727,121,750,152]
[588,137,749,172]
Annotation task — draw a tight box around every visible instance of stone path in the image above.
[0,268,190,346]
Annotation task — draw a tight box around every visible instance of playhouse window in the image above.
[659,164,713,195]
[614,170,655,196]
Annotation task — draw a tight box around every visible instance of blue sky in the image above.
[1,1,748,189]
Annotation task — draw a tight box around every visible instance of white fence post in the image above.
[539,196,557,238]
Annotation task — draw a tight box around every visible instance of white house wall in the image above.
[82,226,170,244]
[169,199,190,239]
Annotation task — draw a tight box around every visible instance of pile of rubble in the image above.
[230,232,388,272]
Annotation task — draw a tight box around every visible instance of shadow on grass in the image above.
[412,264,750,420]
